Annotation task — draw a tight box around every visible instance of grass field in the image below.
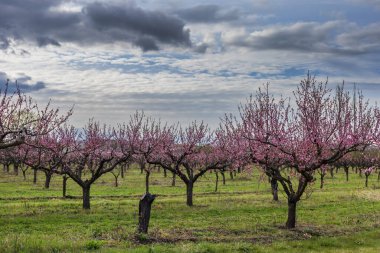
[0,167,380,252]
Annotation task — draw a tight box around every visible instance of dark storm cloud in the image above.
[134,36,159,52]
[0,1,80,36]
[0,0,191,51]
[228,21,375,55]
[85,2,191,47]
[0,71,46,92]
[176,5,239,23]
[337,23,380,53]
[231,22,334,52]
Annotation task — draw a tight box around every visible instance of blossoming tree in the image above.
[238,75,377,228]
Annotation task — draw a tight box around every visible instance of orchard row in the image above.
[1,74,379,231]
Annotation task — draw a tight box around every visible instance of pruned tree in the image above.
[136,118,231,206]
[59,120,136,209]
[237,75,377,228]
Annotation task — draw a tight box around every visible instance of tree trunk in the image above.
[145,171,150,193]
[44,171,53,189]
[22,170,26,180]
[215,171,219,192]
[378,171,380,182]
[286,200,297,229]
[138,193,156,234]
[320,173,325,189]
[115,176,119,187]
[186,181,194,206]
[163,168,167,177]
[229,171,234,180]
[221,171,226,185]
[5,164,9,173]
[121,165,125,179]
[2,164,6,172]
[270,178,279,201]
[13,164,19,176]
[344,167,349,182]
[62,176,68,198]
[365,175,369,187]
[33,169,37,184]
[330,168,334,178]
[82,185,91,209]
[171,172,176,186]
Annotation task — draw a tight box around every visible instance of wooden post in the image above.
[138,193,156,234]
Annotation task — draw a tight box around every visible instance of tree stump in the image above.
[138,193,156,234]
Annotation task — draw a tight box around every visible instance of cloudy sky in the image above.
[1,0,380,128]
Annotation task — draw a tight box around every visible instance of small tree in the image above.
[363,167,374,187]
[21,130,71,189]
[60,121,135,209]
[137,118,229,206]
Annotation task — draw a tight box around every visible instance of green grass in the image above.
[0,167,380,252]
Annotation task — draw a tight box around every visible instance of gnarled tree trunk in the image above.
[344,167,349,182]
[13,163,19,176]
[44,171,53,189]
[171,172,176,186]
[221,171,226,185]
[320,173,325,189]
[271,177,279,201]
[33,169,37,184]
[121,165,125,179]
[186,181,194,206]
[82,185,91,209]
[283,175,309,229]
[62,175,68,198]
[286,199,297,229]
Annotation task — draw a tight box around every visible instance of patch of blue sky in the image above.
[67,58,205,77]
[217,69,238,77]
[249,67,318,79]
[142,52,192,60]
[108,54,135,61]
[67,55,244,78]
